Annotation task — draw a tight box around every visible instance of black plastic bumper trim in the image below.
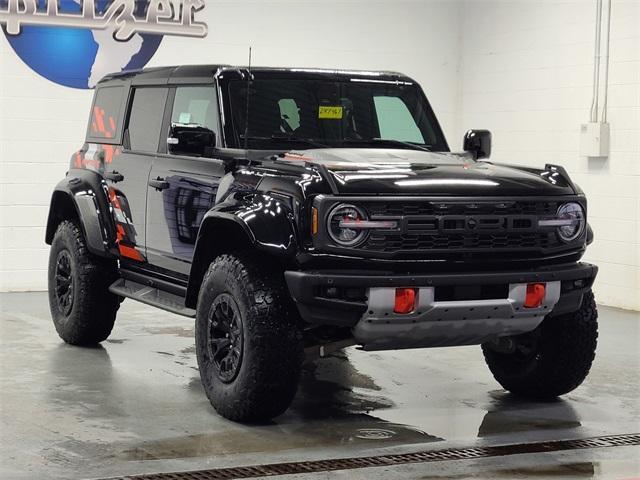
[285,262,598,327]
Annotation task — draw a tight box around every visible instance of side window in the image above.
[127,87,168,153]
[168,87,219,156]
[171,87,219,132]
[373,96,425,143]
[88,86,124,142]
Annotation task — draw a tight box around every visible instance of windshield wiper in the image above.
[242,135,328,149]
[342,138,431,152]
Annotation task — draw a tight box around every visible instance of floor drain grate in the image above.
[107,433,640,480]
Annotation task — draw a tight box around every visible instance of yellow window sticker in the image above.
[318,106,343,119]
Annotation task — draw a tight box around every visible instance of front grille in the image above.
[365,232,555,252]
[358,199,563,255]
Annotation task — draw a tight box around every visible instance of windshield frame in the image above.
[218,70,450,153]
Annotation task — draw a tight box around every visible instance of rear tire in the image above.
[482,291,598,399]
[195,253,303,422]
[48,220,120,345]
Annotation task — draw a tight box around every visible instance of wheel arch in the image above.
[45,190,80,244]
[185,200,299,308]
[45,173,116,258]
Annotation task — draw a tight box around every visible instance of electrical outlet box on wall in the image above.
[580,122,610,158]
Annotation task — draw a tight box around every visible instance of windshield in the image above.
[228,79,448,151]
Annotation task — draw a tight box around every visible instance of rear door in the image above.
[106,86,169,264]
[145,85,225,277]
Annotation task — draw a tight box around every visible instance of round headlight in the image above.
[327,204,368,246]
[557,202,585,242]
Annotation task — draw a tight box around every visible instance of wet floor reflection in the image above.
[5,293,638,480]
[43,341,587,462]
[293,352,392,419]
[478,391,582,438]
[119,352,441,461]
[47,344,128,420]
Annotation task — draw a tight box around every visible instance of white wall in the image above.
[0,0,462,291]
[457,0,640,310]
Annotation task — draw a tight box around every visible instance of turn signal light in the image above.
[311,207,318,235]
[394,288,417,314]
[524,283,546,308]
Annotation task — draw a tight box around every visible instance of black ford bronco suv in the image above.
[46,65,598,422]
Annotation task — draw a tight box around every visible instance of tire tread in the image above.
[196,252,303,422]
[482,291,598,398]
[48,220,119,345]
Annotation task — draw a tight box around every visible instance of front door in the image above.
[145,85,224,276]
[107,86,169,265]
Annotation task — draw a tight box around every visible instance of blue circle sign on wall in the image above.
[0,0,208,89]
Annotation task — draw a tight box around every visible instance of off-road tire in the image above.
[195,252,303,422]
[48,220,120,345]
[482,291,598,399]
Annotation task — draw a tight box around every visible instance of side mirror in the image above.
[463,129,492,160]
[168,124,216,157]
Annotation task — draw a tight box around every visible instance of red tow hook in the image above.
[394,288,417,314]
[524,283,546,308]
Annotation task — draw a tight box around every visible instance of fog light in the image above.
[394,288,417,314]
[524,283,546,308]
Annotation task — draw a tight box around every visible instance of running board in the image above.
[109,278,196,318]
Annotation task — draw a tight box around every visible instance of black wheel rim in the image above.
[207,293,244,383]
[54,249,74,316]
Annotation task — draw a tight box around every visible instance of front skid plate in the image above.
[353,282,560,350]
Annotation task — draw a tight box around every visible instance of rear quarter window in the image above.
[127,87,169,153]
[87,86,125,144]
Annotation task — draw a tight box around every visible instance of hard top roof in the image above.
[98,65,416,87]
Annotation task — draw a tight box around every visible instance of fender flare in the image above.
[45,170,116,258]
[185,193,299,308]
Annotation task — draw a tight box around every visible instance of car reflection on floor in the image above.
[1,292,638,480]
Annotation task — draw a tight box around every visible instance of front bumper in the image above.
[285,262,598,351]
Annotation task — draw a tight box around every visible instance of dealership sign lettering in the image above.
[0,0,208,40]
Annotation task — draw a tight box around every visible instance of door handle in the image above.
[105,171,124,183]
[149,177,170,191]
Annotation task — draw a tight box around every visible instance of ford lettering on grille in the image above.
[400,215,537,235]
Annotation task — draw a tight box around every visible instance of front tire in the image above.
[48,220,120,345]
[195,253,303,422]
[482,291,598,399]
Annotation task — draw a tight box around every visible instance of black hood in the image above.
[283,149,575,196]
